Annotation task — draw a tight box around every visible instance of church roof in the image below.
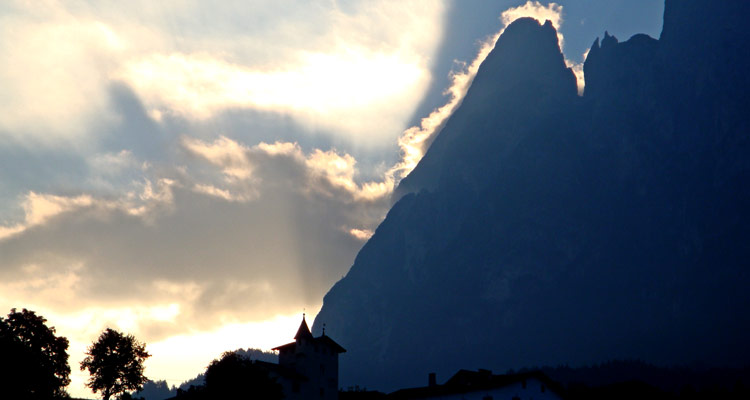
[317,334,346,353]
[271,315,346,353]
[294,314,313,340]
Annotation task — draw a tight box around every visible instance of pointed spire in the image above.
[294,313,313,340]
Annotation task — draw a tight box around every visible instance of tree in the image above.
[0,308,71,399]
[80,328,151,400]
[204,351,283,399]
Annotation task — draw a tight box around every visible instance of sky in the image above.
[0,0,662,397]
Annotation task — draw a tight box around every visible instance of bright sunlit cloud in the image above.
[120,48,427,142]
[0,0,445,146]
[0,14,121,142]
[182,135,394,204]
[387,30,502,182]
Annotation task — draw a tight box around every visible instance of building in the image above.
[388,369,565,400]
[270,314,346,400]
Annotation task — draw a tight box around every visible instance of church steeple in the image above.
[272,313,345,400]
[294,313,313,340]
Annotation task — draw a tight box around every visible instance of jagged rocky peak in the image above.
[397,16,576,195]
[470,17,576,101]
[600,31,618,48]
[583,30,659,101]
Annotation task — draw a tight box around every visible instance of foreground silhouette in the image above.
[171,350,283,400]
[0,308,71,399]
[81,328,150,400]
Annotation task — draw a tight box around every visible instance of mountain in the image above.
[313,0,750,392]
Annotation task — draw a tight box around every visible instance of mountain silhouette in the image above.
[313,0,750,392]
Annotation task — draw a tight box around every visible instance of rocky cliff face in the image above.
[397,18,578,195]
[313,1,750,392]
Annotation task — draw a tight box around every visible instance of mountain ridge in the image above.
[314,0,750,392]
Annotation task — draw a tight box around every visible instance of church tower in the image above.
[273,315,346,400]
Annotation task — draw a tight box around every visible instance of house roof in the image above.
[272,335,347,353]
[388,370,566,399]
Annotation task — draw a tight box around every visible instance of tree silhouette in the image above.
[204,351,283,399]
[0,308,71,399]
[81,328,150,400]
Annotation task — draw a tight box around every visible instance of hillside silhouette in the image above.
[313,0,750,392]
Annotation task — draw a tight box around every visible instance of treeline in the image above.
[136,348,277,400]
[0,308,150,400]
[0,306,281,400]
[166,350,282,400]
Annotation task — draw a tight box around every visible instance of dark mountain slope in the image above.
[313,0,750,392]
[397,18,578,195]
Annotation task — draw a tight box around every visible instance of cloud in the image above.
[0,1,587,397]
[567,49,589,95]
[0,178,176,241]
[118,49,427,143]
[21,193,94,227]
[0,192,93,240]
[349,228,374,241]
[0,3,439,372]
[182,135,255,182]
[387,30,503,182]
[183,136,394,205]
[0,8,121,143]
[88,150,137,174]
[0,0,445,147]
[0,184,364,333]
[0,131,394,337]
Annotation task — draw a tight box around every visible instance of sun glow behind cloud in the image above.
[0,0,444,146]
[120,49,426,142]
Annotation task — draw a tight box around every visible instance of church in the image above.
[266,315,346,400]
